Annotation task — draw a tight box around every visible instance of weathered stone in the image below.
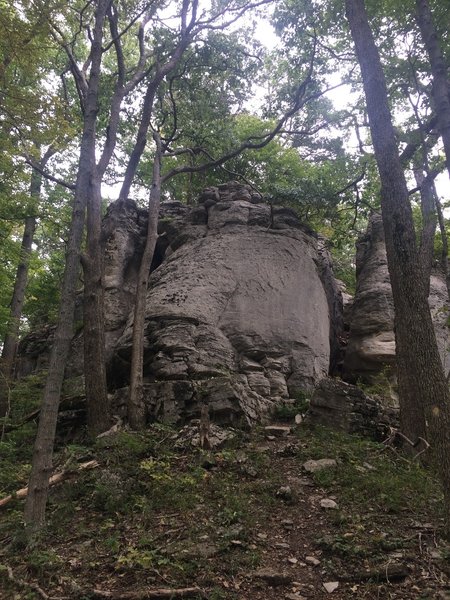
[17,182,345,432]
[344,213,450,383]
[305,555,321,566]
[113,182,337,426]
[172,421,236,450]
[264,425,291,437]
[323,581,339,593]
[302,458,337,473]
[307,377,399,440]
[320,498,338,509]
[253,569,293,586]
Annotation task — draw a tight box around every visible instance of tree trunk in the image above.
[434,197,450,298]
[23,173,87,533]
[345,0,450,538]
[0,160,49,417]
[83,174,110,437]
[414,165,437,296]
[0,213,36,418]
[24,0,109,533]
[415,0,450,179]
[128,133,162,429]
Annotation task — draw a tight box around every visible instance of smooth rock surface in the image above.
[114,182,337,426]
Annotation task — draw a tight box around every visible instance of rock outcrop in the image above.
[344,213,450,383]
[307,377,399,440]
[110,182,342,426]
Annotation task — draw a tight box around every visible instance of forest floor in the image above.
[1,405,450,600]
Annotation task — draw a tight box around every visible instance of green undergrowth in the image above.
[294,426,444,565]
[0,391,446,598]
[296,425,441,515]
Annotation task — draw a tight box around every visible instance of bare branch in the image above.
[102,2,154,53]
[24,157,76,190]
[49,22,89,104]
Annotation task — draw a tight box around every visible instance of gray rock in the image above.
[345,213,450,384]
[113,182,337,426]
[17,182,345,433]
[253,568,293,586]
[264,425,292,437]
[320,498,338,509]
[305,555,321,566]
[307,377,399,440]
[323,581,339,593]
[302,458,337,473]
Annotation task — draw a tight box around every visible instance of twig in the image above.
[381,428,430,461]
[4,565,68,600]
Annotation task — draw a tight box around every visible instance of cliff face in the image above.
[17,182,342,426]
[108,182,341,425]
[344,213,450,384]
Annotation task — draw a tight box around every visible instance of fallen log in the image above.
[0,460,99,508]
[92,587,206,599]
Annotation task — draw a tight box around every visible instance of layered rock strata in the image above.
[112,182,340,425]
[307,377,399,440]
[344,213,450,383]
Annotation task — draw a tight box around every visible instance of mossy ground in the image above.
[0,382,449,599]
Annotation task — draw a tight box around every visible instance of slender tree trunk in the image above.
[434,197,450,298]
[414,165,437,295]
[23,173,87,533]
[0,213,36,417]
[128,133,162,429]
[24,0,109,533]
[345,0,450,538]
[83,174,110,437]
[415,0,450,179]
[0,158,50,417]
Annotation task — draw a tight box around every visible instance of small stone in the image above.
[277,485,293,501]
[241,464,258,477]
[275,542,291,549]
[257,532,268,540]
[190,542,219,558]
[287,557,298,564]
[363,462,375,470]
[320,498,338,510]
[285,594,307,600]
[265,425,291,437]
[305,555,321,566]
[253,569,293,586]
[282,520,294,530]
[323,581,339,593]
[303,458,337,473]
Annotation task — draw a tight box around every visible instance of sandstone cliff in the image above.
[109,182,342,425]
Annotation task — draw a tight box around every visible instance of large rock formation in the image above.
[15,182,347,428]
[344,213,450,382]
[108,182,342,426]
